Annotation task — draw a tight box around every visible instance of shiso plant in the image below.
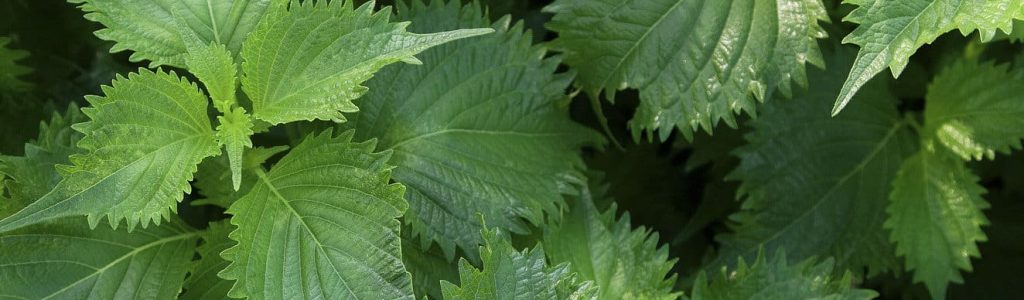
[0,0,1022,299]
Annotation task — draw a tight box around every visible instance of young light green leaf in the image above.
[543,0,828,139]
[0,217,198,299]
[192,145,289,209]
[543,182,679,300]
[887,149,989,299]
[440,227,598,300]
[215,108,254,191]
[834,0,1024,114]
[240,0,493,125]
[181,221,235,300]
[0,103,86,218]
[343,0,601,259]
[220,130,413,299]
[69,0,282,67]
[0,69,220,232]
[185,40,238,113]
[718,47,917,276]
[0,36,31,92]
[691,250,877,300]
[924,59,1024,160]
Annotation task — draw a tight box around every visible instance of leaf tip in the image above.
[831,93,852,117]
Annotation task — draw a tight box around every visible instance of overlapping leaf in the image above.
[0,104,85,218]
[439,227,598,300]
[0,69,220,232]
[0,36,31,92]
[240,0,492,125]
[69,0,282,67]
[402,232,459,299]
[0,94,51,155]
[544,0,828,139]
[543,183,679,300]
[923,60,1024,160]
[181,221,235,300]
[887,149,989,299]
[220,130,413,299]
[880,58,1020,299]
[691,250,877,299]
[0,106,200,299]
[343,0,601,259]
[718,47,917,275]
[834,0,1024,114]
[0,217,198,299]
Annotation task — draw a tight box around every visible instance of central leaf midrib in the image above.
[252,169,365,297]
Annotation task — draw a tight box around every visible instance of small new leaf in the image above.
[834,0,1024,114]
[220,130,414,299]
[185,39,238,113]
[0,69,220,232]
[215,108,255,191]
[440,227,598,300]
[887,149,989,299]
[924,59,1024,160]
[240,0,493,125]
[691,250,877,300]
[192,146,289,209]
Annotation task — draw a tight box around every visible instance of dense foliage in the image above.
[1,0,1022,299]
